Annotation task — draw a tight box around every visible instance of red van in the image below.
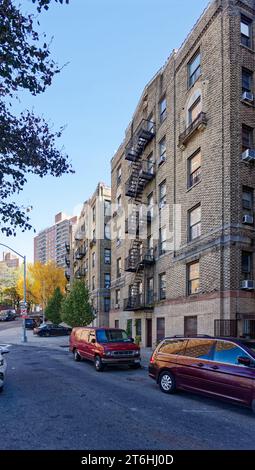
[69,327,141,371]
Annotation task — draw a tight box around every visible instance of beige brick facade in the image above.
[109,0,255,347]
[65,183,111,327]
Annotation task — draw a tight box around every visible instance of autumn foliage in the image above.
[17,261,66,306]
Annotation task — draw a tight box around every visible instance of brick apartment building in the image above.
[65,183,111,327]
[109,0,255,347]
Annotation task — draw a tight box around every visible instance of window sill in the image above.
[159,116,167,126]
[187,73,202,92]
[187,235,202,245]
[186,179,201,192]
[240,43,254,53]
[158,159,166,167]
[241,98,255,108]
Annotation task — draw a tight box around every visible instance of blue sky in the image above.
[0,0,209,262]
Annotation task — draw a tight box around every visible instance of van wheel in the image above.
[95,355,104,372]
[159,371,176,394]
[74,349,81,362]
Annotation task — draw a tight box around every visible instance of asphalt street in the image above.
[1,341,255,450]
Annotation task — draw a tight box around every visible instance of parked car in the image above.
[34,323,72,337]
[0,310,16,322]
[0,346,9,392]
[69,327,141,371]
[24,318,37,329]
[149,335,255,412]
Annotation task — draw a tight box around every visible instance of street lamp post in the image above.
[0,243,27,343]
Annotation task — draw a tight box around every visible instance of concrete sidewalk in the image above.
[0,326,153,367]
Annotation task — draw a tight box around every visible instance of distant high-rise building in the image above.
[1,252,19,269]
[34,213,77,268]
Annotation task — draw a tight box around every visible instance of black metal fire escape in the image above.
[124,119,155,311]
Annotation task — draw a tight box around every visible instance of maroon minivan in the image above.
[70,327,141,371]
[149,336,255,412]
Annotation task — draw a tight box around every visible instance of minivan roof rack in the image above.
[167,334,212,339]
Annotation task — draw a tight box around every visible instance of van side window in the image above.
[158,339,187,355]
[213,341,250,365]
[75,330,82,340]
[184,339,215,359]
[89,332,96,343]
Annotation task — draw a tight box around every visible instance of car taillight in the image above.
[150,354,155,363]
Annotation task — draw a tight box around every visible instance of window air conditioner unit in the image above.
[243,214,254,225]
[242,149,255,162]
[241,280,255,290]
[242,91,254,102]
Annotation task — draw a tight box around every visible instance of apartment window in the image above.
[187,261,200,295]
[159,273,166,300]
[104,223,111,240]
[242,68,253,94]
[242,251,253,274]
[147,152,154,174]
[188,149,201,188]
[135,319,142,337]
[147,277,154,304]
[117,257,121,278]
[115,319,119,328]
[159,96,167,123]
[188,96,201,124]
[92,206,96,222]
[92,252,96,268]
[159,180,166,208]
[159,137,166,164]
[116,226,122,246]
[159,227,167,255]
[242,125,253,151]
[104,248,111,264]
[104,200,111,217]
[92,229,96,241]
[242,187,253,210]
[188,50,201,88]
[104,297,110,313]
[241,16,252,48]
[147,115,154,133]
[115,289,120,308]
[147,235,153,256]
[104,273,111,289]
[92,276,95,291]
[117,194,122,210]
[117,165,122,186]
[126,319,132,337]
[189,205,201,241]
[147,192,154,218]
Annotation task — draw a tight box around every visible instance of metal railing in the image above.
[123,292,155,311]
[125,119,155,161]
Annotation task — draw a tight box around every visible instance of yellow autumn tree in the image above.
[17,261,66,307]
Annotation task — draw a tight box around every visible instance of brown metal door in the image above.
[184,316,197,336]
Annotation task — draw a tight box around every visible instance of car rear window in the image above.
[158,339,187,355]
